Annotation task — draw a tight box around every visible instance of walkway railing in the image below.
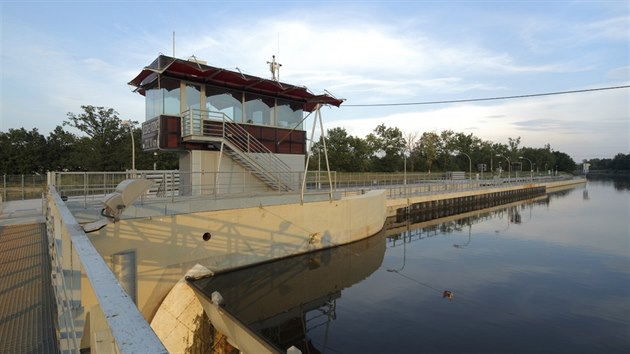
[1,174,47,202]
[46,185,167,353]
[48,170,340,207]
[47,170,575,207]
[337,175,575,198]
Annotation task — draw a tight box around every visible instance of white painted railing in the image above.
[46,185,167,353]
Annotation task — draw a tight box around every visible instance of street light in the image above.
[519,156,533,182]
[453,150,472,181]
[495,154,511,179]
[402,148,409,185]
[122,120,135,176]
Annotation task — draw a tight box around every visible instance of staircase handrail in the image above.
[182,109,292,189]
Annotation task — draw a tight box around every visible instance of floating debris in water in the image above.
[442,290,454,301]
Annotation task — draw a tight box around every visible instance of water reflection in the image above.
[191,230,386,352]
[588,174,630,191]
[193,179,629,353]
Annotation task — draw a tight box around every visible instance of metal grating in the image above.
[0,223,58,354]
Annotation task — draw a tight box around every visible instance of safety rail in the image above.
[337,175,577,198]
[48,170,338,207]
[48,171,577,206]
[181,109,293,191]
[46,185,167,353]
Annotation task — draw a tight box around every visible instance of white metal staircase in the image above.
[181,109,293,191]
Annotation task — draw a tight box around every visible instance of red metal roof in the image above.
[128,55,344,111]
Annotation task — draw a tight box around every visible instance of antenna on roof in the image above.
[267,55,282,81]
[172,31,176,58]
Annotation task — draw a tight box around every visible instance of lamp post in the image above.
[495,154,510,179]
[402,148,408,185]
[454,150,472,181]
[122,120,135,176]
[519,156,533,182]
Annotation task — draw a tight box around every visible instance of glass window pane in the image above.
[162,78,181,116]
[276,99,303,129]
[205,85,242,121]
[185,84,201,112]
[245,94,274,126]
[144,80,164,120]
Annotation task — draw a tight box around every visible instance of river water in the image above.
[196,178,630,353]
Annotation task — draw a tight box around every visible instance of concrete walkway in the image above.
[0,199,45,226]
[0,221,58,353]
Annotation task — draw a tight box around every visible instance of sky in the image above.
[1,0,628,161]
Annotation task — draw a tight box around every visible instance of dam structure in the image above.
[1,171,584,353]
[0,53,586,353]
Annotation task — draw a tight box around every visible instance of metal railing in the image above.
[181,109,293,191]
[48,170,342,208]
[336,175,576,198]
[1,174,47,201]
[46,185,167,353]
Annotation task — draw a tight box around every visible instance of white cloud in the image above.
[171,15,574,104]
[581,16,630,42]
[323,87,629,160]
[1,2,627,162]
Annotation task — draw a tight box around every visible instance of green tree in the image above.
[437,130,455,170]
[415,131,440,173]
[64,105,131,171]
[0,128,47,174]
[46,126,79,171]
[366,124,406,172]
[404,131,420,172]
[309,127,373,172]
[552,150,576,173]
[611,153,630,170]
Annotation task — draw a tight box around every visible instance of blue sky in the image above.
[1,0,628,161]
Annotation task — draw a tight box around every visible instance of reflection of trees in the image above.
[387,200,540,246]
[612,178,630,191]
[587,175,630,191]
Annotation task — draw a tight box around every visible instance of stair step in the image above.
[221,138,291,191]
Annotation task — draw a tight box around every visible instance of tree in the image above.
[64,105,131,171]
[451,132,480,172]
[310,127,373,172]
[437,130,456,170]
[552,151,576,173]
[46,126,79,171]
[611,153,630,170]
[404,131,420,171]
[311,127,355,172]
[366,124,406,172]
[0,128,47,174]
[520,146,553,175]
[416,131,440,173]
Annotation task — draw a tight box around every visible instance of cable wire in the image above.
[342,85,630,107]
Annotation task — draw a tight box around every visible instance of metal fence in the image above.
[1,174,47,202]
[4,171,574,207]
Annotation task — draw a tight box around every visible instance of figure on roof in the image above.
[267,55,282,81]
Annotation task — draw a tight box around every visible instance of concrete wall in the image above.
[386,178,586,216]
[88,190,386,322]
[178,150,305,194]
